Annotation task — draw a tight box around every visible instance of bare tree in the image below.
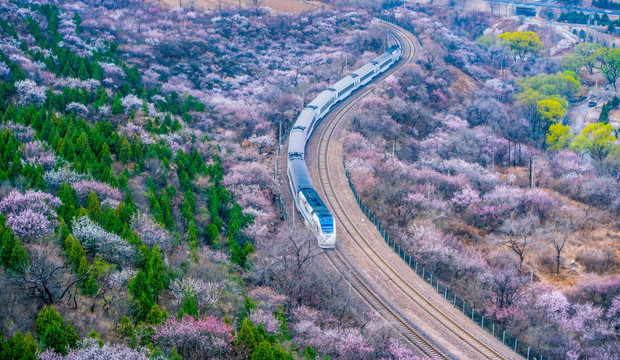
[548,207,577,276]
[15,245,86,306]
[248,229,349,319]
[499,215,539,273]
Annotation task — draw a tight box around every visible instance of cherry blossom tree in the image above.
[72,216,136,265]
[38,339,150,360]
[0,189,61,241]
[153,315,236,359]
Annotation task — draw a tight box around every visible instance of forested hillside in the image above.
[345,5,620,359]
[0,1,421,359]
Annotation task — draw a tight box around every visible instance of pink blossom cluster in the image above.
[72,180,123,204]
[121,94,143,113]
[38,339,149,360]
[22,140,56,170]
[131,213,171,250]
[98,62,125,81]
[249,309,282,335]
[14,79,47,107]
[44,166,88,188]
[153,316,235,359]
[169,277,223,309]
[0,122,35,142]
[291,306,375,357]
[72,216,136,265]
[66,102,89,118]
[0,189,60,241]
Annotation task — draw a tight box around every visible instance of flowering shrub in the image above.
[22,140,56,170]
[131,213,171,250]
[14,79,46,107]
[44,166,88,188]
[72,180,122,204]
[169,277,223,309]
[72,216,136,265]
[249,309,282,335]
[38,339,149,360]
[0,189,60,241]
[153,316,235,359]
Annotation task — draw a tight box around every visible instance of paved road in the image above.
[478,0,620,16]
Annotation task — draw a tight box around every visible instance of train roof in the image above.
[289,158,314,191]
[288,130,306,156]
[353,63,375,77]
[300,188,332,218]
[332,76,355,92]
[294,108,315,130]
[309,89,336,109]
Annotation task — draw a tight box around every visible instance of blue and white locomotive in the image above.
[287,43,402,249]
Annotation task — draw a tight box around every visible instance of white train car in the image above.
[287,40,402,249]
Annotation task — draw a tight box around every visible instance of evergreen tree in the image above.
[128,269,153,320]
[58,182,78,222]
[111,96,124,115]
[149,243,166,302]
[0,215,29,272]
[35,306,78,355]
[118,136,131,164]
[86,191,102,221]
[177,292,198,319]
[237,318,257,352]
[0,331,38,360]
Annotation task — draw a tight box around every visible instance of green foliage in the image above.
[0,331,38,360]
[86,191,102,221]
[497,31,543,59]
[87,330,104,347]
[237,318,258,352]
[0,129,43,188]
[149,243,167,301]
[572,122,618,161]
[177,292,199,319]
[537,99,567,128]
[304,346,318,359]
[594,47,620,90]
[546,123,574,151]
[230,241,255,269]
[118,135,132,164]
[145,304,168,325]
[63,234,97,296]
[517,72,582,103]
[35,306,78,355]
[0,214,28,272]
[58,183,79,222]
[129,269,153,320]
[599,96,620,124]
[111,96,124,115]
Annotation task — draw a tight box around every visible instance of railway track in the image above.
[309,22,518,360]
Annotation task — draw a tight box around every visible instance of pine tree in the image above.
[111,96,124,115]
[86,191,102,221]
[0,331,38,360]
[128,270,153,320]
[149,243,166,302]
[118,136,132,164]
[237,319,257,352]
[177,292,198,319]
[58,182,78,222]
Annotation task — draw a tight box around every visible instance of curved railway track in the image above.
[308,22,519,360]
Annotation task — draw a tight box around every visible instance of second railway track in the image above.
[309,22,518,360]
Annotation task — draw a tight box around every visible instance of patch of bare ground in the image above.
[491,166,620,289]
[151,0,319,13]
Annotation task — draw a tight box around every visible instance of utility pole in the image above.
[529,156,535,189]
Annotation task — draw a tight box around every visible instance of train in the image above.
[287,42,402,249]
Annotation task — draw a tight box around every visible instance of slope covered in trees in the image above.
[0,0,424,359]
[344,5,620,359]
